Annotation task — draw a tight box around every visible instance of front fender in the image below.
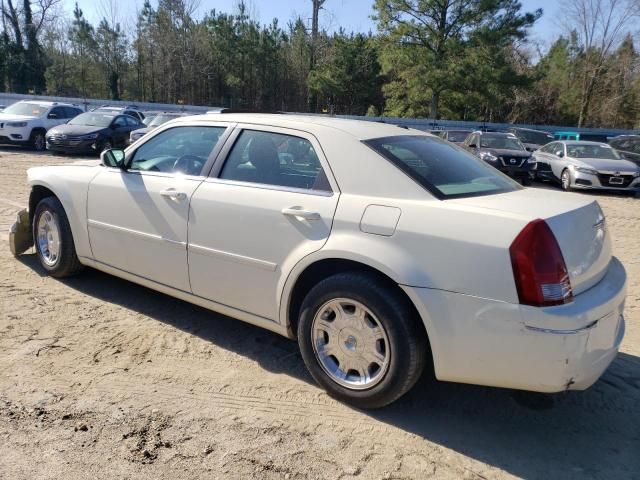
[28,165,101,259]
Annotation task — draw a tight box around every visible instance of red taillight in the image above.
[509,219,573,307]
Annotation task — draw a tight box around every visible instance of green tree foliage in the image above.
[374,0,541,119]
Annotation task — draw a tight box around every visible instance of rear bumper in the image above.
[402,256,626,393]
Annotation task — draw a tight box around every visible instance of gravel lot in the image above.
[1,148,639,480]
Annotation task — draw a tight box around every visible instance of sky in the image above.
[63,0,563,50]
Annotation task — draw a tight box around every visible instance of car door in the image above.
[87,124,230,291]
[546,143,567,178]
[187,126,340,320]
[110,116,131,147]
[44,106,68,130]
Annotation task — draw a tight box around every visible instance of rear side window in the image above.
[219,130,331,192]
[364,135,520,199]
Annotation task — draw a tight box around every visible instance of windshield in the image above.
[68,113,114,127]
[566,144,622,160]
[2,103,47,117]
[514,130,554,145]
[447,131,471,142]
[365,135,521,199]
[149,114,181,127]
[480,135,525,150]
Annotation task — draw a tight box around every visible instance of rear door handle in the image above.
[282,207,321,220]
[160,189,187,201]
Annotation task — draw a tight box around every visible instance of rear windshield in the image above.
[365,135,521,199]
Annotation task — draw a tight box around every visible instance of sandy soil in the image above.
[0,148,638,480]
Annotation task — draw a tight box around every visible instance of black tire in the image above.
[33,196,83,278]
[298,272,428,409]
[30,129,46,151]
[561,168,572,191]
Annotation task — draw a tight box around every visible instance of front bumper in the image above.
[402,256,626,393]
[46,138,99,153]
[9,208,33,256]
[571,170,640,191]
[0,129,30,145]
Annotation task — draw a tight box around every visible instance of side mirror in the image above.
[101,149,126,169]
[47,113,58,119]
[556,151,564,158]
[468,143,477,149]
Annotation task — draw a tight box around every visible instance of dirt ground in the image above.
[0,148,638,480]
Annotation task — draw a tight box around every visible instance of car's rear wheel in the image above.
[30,130,46,151]
[561,168,572,191]
[298,272,428,409]
[33,197,83,278]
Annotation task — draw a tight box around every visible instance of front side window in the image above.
[446,131,471,142]
[365,135,521,199]
[219,130,331,191]
[130,126,226,175]
[49,107,67,118]
[112,116,127,128]
[124,116,139,127]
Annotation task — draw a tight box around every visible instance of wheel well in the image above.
[29,185,56,223]
[287,259,430,346]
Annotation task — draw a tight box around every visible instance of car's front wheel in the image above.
[30,130,46,151]
[561,168,572,191]
[298,272,428,409]
[33,197,83,278]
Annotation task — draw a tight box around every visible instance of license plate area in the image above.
[609,176,624,185]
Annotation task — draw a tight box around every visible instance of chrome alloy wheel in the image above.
[562,169,571,190]
[311,298,391,390]
[36,210,61,266]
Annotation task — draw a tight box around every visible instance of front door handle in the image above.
[160,189,187,201]
[282,207,321,220]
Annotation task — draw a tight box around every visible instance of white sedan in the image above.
[10,114,626,408]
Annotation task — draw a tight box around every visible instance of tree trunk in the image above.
[430,91,440,119]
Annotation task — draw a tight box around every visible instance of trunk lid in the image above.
[450,188,612,295]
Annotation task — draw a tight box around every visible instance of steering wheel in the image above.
[173,155,205,175]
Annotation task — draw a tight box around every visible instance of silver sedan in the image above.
[534,140,640,193]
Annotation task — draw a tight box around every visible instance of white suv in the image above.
[0,101,83,151]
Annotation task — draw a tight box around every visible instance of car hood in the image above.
[571,157,639,173]
[0,113,36,122]
[480,148,530,158]
[47,124,108,136]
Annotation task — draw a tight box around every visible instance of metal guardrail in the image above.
[1,92,639,137]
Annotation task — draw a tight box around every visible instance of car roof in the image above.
[18,100,76,107]
[560,140,612,146]
[173,113,429,140]
[509,127,552,134]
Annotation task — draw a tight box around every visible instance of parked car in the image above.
[554,131,580,141]
[10,115,626,408]
[0,101,83,151]
[0,104,5,111]
[92,105,145,123]
[608,135,640,166]
[507,127,554,152]
[462,131,534,183]
[438,129,472,145]
[46,112,144,155]
[533,140,640,192]
[129,112,190,144]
